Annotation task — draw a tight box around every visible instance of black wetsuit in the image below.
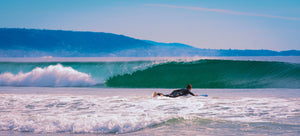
[157,89,195,98]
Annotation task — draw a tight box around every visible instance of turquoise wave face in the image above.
[106,60,300,88]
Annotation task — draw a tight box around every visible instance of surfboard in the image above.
[153,91,208,97]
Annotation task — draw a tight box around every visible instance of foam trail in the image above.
[0,64,97,87]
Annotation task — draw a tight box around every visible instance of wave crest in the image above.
[0,64,97,87]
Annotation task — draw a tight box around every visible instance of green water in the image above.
[106,60,300,88]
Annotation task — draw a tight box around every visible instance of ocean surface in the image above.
[0,56,299,135]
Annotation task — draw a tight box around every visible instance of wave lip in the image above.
[0,64,97,87]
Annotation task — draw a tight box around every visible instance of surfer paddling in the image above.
[153,84,198,98]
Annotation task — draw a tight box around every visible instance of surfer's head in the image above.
[186,84,192,90]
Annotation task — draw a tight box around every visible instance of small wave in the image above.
[0,64,98,87]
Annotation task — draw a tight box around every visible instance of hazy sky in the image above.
[1,0,300,50]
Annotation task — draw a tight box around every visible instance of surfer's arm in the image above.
[188,91,196,96]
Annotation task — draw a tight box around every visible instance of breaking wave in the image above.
[0,59,300,88]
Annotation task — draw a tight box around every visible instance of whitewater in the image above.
[0,88,299,135]
[0,56,300,135]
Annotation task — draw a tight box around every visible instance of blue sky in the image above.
[1,0,300,50]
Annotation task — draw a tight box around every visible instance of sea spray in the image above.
[0,59,178,87]
[0,64,97,87]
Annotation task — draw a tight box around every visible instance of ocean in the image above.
[0,56,299,135]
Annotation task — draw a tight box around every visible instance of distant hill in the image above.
[143,40,195,48]
[0,28,299,57]
[0,28,155,57]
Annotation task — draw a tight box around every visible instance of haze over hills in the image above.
[0,28,299,57]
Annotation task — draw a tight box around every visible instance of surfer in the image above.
[153,84,198,98]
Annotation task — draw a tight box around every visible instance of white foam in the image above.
[0,93,299,134]
[0,64,97,87]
